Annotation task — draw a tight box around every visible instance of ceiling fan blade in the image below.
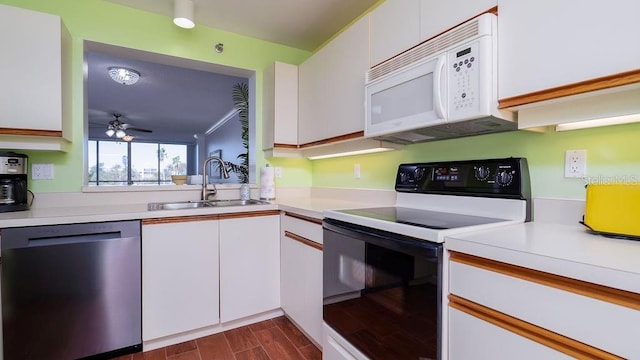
[126,127,153,133]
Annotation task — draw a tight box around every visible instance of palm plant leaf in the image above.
[228,82,250,183]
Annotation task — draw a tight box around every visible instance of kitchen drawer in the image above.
[281,212,323,244]
[449,252,640,358]
[449,308,571,360]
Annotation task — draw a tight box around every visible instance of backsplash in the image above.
[310,121,640,200]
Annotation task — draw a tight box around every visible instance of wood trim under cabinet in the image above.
[284,231,323,251]
[273,143,300,149]
[218,210,280,220]
[498,68,640,109]
[449,251,640,311]
[142,214,220,225]
[0,128,63,137]
[449,295,624,360]
[299,131,364,148]
[284,211,323,225]
[142,210,280,225]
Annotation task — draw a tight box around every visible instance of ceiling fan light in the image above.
[105,128,115,137]
[116,129,126,138]
[173,0,195,29]
[108,67,140,85]
[122,135,135,142]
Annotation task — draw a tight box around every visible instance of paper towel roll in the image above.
[260,166,276,200]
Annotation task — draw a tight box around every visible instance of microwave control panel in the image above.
[449,41,480,118]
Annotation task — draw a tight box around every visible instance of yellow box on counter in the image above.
[584,184,640,238]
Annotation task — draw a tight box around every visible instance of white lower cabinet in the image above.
[280,212,323,345]
[142,219,220,341]
[449,308,570,360]
[219,213,280,322]
[448,251,640,359]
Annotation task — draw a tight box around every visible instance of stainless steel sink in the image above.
[147,199,270,211]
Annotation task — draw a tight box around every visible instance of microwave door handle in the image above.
[433,55,447,119]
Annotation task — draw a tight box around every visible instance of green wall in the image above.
[311,122,640,200]
[4,1,639,200]
[1,0,311,192]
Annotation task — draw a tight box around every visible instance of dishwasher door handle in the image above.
[26,233,130,248]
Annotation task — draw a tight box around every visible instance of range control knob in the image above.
[496,171,514,187]
[475,166,490,181]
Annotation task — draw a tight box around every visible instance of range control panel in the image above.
[395,158,530,199]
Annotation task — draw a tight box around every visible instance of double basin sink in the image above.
[148,199,270,211]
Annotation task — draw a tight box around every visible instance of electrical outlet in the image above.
[32,163,55,180]
[565,150,587,178]
[354,164,361,179]
[274,167,282,178]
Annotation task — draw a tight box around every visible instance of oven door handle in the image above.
[323,218,442,259]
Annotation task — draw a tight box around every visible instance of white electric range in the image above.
[322,157,531,360]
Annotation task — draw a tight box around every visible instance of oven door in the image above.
[323,218,442,360]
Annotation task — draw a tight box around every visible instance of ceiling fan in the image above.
[105,114,152,141]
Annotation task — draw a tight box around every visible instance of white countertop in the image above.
[0,197,378,227]
[0,202,280,227]
[445,222,640,293]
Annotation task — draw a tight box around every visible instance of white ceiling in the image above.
[106,0,379,51]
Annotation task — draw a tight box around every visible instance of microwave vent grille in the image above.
[367,19,480,82]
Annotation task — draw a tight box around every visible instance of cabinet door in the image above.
[498,0,640,99]
[298,16,369,144]
[370,0,420,66]
[419,0,496,41]
[219,214,280,322]
[298,52,328,145]
[280,215,323,344]
[0,5,69,135]
[263,62,298,150]
[142,220,219,341]
[449,308,571,360]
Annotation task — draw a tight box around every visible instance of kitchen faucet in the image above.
[201,156,230,201]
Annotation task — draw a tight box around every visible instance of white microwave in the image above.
[365,13,514,143]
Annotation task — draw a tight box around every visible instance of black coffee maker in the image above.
[0,152,29,212]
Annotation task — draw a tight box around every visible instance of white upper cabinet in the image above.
[262,62,299,155]
[0,5,71,148]
[298,15,370,145]
[419,0,497,42]
[498,0,640,102]
[370,0,421,66]
[369,0,497,65]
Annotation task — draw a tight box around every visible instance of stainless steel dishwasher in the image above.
[1,220,142,360]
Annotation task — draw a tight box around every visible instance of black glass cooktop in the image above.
[338,207,506,230]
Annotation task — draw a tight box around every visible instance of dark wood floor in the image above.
[113,316,321,360]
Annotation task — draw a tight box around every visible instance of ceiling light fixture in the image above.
[108,67,140,85]
[106,115,128,139]
[173,0,195,29]
[122,135,135,142]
